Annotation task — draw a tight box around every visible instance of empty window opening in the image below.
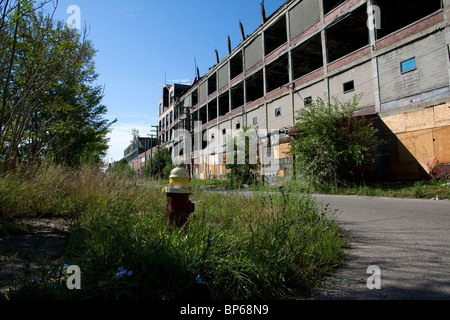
[326,5,369,63]
[323,0,347,15]
[401,57,416,73]
[292,34,323,80]
[253,117,258,125]
[236,122,241,130]
[275,108,282,117]
[208,73,217,95]
[208,99,218,122]
[343,80,355,93]
[190,110,198,131]
[222,128,226,135]
[202,130,207,149]
[192,89,198,106]
[265,15,287,55]
[246,70,264,103]
[266,53,289,93]
[219,92,230,116]
[230,51,243,79]
[231,83,244,110]
[375,0,442,40]
[199,106,207,125]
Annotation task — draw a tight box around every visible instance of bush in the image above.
[289,95,383,189]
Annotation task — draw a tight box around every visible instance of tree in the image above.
[225,126,259,188]
[289,95,382,188]
[0,0,115,170]
[144,147,175,179]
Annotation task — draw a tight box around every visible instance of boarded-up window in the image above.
[244,35,263,70]
[289,0,320,40]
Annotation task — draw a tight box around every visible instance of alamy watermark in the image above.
[367,265,381,290]
[66,265,81,290]
[66,5,81,30]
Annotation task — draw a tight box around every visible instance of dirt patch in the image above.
[0,218,71,293]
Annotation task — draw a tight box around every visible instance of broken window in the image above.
[326,4,369,63]
[253,117,258,125]
[292,34,323,80]
[236,122,241,130]
[375,0,442,40]
[275,108,281,117]
[304,96,313,105]
[230,51,243,79]
[265,15,287,56]
[266,53,289,93]
[245,70,264,103]
[219,92,230,116]
[208,73,217,95]
[208,99,217,122]
[231,83,244,110]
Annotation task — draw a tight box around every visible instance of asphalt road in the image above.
[308,194,450,300]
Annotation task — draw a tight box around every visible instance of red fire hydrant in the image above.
[162,165,195,230]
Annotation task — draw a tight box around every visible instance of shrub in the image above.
[289,94,383,189]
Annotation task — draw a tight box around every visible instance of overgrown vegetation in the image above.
[143,147,176,179]
[0,165,348,300]
[289,95,383,190]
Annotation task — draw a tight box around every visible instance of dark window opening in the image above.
[208,73,217,95]
[231,83,244,110]
[207,99,217,122]
[323,0,348,15]
[199,106,207,125]
[202,130,207,149]
[266,53,289,93]
[230,51,243,79]
[163,87,169,111]
[190,111,198,131]
[219,92,230,116]
[222,128,226,135]
[326,5,369,63]
[265,15,287,55]
[246,70,264,103]
[236,122,241,130]
[292,34,323,80]
[375,0,442,40]
[192,89,198,106]
[275,108,281,117]
[343,80,355,93]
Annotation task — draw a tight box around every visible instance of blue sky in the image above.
[50,0,287,163]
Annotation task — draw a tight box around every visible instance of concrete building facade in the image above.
[147,0,450,182]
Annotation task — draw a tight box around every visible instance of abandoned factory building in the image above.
[130,0,450,183]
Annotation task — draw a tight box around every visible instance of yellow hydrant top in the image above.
[161,165,192,194]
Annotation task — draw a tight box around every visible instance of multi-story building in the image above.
[155,0,450,182]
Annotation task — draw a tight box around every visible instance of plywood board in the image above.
[404,108,434,132]
[278,143,292,159]
[381,113,406,134]
[434,103,450,128]
[397,132,416,162]
[433,126,450,163]
[413,129,434,160]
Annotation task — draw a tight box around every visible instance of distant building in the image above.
[153,0,449,182]
[124,136,157,172]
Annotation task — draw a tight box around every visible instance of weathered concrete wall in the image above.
[244,35,263,71]
[289,0,321,40]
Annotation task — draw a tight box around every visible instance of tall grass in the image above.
[1,165,348,300]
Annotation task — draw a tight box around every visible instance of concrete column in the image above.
[367,0,382,114]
